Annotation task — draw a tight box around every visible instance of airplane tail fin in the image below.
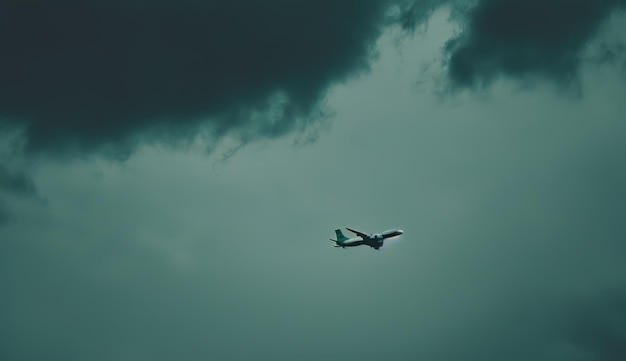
[334,229,349,243]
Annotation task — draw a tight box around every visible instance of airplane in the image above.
[330,228,404,250]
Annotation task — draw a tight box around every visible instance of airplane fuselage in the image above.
[332,228,404,250]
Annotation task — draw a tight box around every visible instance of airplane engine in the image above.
[373,234,384,247]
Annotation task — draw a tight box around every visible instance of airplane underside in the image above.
[335,240,382,249]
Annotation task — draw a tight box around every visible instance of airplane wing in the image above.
[346,227,369,239]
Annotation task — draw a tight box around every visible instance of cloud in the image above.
[440,0,626,88]
[566,288,626,361]
[0,200,9,225]
[0,166,39,198]
[3,0,622,159]
[0,0,409,156]
[0,166,46,225]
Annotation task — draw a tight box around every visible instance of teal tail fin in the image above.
[334,229,349,243]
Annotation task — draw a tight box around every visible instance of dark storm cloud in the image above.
[441,0,626,88]
[0,0,411,155]
[4,0,621,157]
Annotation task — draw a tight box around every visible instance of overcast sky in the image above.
[1,1,625,360]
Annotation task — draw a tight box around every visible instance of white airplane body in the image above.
[330,227,404,250]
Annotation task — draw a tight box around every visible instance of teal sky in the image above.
[1,3,626,361]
